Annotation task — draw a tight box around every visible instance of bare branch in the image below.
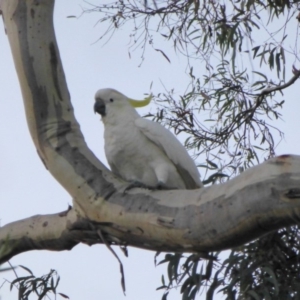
[97,229,126,294]
[260,69,300,96]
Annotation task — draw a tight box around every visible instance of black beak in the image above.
[94,99,106,116]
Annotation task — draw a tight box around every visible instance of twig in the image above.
[260,68,300,96]
[97,229,126,295]
[119,245,128,257]
[8,261,18,278]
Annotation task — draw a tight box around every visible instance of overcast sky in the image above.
[1,1,300,300]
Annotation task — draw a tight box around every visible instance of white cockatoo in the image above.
[94,88,203,190]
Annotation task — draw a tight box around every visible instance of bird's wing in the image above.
[107,160,122,178]
[135,118,203,189]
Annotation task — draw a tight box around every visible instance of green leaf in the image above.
[161,292,169,300]
[154,49,171,63]
[19,265,34,275]
[247,290,261,300]
[262,266,279,294]
[268,47,276,70]
[252,46,260,58]
[252,71,268,81]
[58,293,70,299]
[275,52,281,77]
[206,159,218,169]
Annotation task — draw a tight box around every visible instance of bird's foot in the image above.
[123,181,174,194]
[123,181,154,194]
[156,181,173,190]
[156,180,180,190]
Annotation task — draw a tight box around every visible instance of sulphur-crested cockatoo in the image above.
[94,88,203,190]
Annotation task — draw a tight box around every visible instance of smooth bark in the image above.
[1,0,300,263]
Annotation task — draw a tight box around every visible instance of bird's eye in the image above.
[110,98,114,102]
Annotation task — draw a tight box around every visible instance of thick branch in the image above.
[2,154,300,263]
[0,207,127,264]
[1,0,300,263]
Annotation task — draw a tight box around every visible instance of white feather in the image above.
[94,88,203,190]
[135,118,203,189]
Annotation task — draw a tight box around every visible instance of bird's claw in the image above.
[123,181,155,194]
[122,181,175,195]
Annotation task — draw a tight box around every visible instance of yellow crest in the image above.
[128,94,153,107]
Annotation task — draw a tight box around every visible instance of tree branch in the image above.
[0,207,98,264]
[260,68,300,96]
[1,0,300,263]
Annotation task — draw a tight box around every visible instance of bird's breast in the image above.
[103,124,161,186]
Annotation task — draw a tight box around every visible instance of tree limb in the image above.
[260,68,300,96]
[0,207,100,264]
[1,0,300,263]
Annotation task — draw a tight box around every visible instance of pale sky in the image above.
[1,1,300,300]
